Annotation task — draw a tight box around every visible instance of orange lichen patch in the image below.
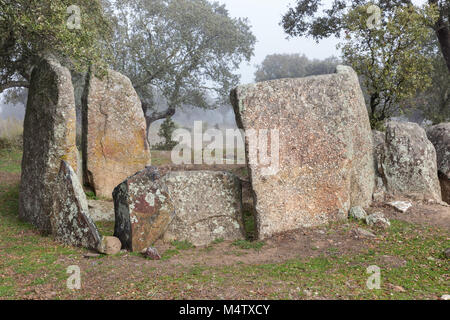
[85,70,151,199]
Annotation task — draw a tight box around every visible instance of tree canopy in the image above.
[254,53,339,82]
[282,0,450,72]
[340,4,438,128]
[0,0,110,95]
[105,0,256,129]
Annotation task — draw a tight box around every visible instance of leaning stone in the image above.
[141,247,161,260]
[378,121,441,202]
[161,171,246,246]
[19,57,78,232]
[349,207,368,221]
[113,167,175,252]
[366,212,391,229]
[84,69,151,199]
[53,161,102,250]
[387,201,412,213]
[426,123,450,204]
[98,236,122,255]
[230,65,375,239]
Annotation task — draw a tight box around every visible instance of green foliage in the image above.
[254,54,340,82]
[0,0,111,94]
[106,0,256,124]
[232,239,265,251]
[340,4,439,127]
[171,240,195,250]
[153,117,178,151]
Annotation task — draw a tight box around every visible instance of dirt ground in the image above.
[1,151,449,300]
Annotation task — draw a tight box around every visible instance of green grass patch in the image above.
[232,239,265,251]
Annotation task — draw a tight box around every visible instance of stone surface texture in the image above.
[19,57,78,232]
[230,65,375,239]
[162,171,246,246]
[85,69,151,199]
[53,161,102,250]
[378,121,442,201]
[426,123,450,204]
[113,167,175,252]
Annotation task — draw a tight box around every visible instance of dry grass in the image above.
[0,118,23,150]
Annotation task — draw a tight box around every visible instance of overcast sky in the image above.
[217,0,341,84]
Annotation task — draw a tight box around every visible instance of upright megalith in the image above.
[378,121,441,201]
[53,161,102,250]
[230,66,375,239]
[426,123,450,203]
[19,57,78,232]
[161,171,245,246]
[113,167,175,252]
[84,70,151,199]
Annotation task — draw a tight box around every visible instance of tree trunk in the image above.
[142,102,176,146]
[430,0,450,73]
[435,24,450,73]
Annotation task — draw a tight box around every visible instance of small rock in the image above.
[444,248,450,259]
[366,212,391,229]
[141,247,161,260]
[349,206,368,220]
[387,201,412,213]
[83,252,101,259]
[393,285,406,293]
[441,295,450,300]
[98,236,122,255]
[352,228,376,239]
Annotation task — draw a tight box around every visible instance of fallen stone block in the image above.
[113,167,175,252]
[162,171,246,246]
[387,201,412,213]
[230,65,375,239]
[88,200,115,222]
[366,212,391,229]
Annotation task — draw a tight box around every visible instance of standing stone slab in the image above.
[427,123,450,203]
[53,161,102,250]
[85,70,151,199]
[19,58,78,232]
[378,122,442,201]
[231,66,375,239]
[113,167,175,252]
[161,171,246,246]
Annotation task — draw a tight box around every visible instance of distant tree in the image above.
[254,54,340,82]
[105,0,256,135]
[153,117,178,150]
[282,0,450,73]
[0,0,110,97]
[405,41,450,124]
[340,4,438,128]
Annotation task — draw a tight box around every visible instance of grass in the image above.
[0,150,449,299]
[232,239,265,251]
